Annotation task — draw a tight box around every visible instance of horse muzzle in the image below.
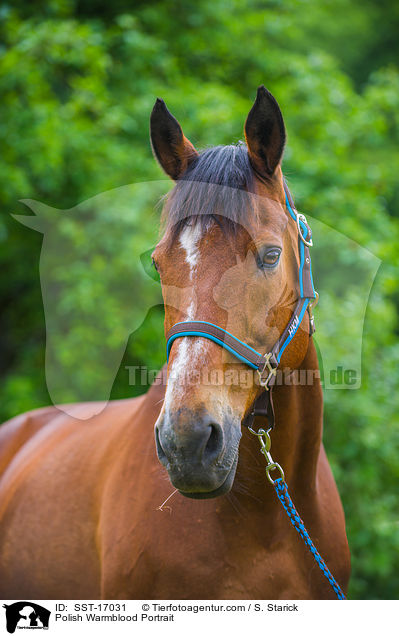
[155,407,241,498]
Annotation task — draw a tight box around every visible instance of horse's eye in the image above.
[264,249,281,266]
[258,247,281,269]
[152,258,159,272]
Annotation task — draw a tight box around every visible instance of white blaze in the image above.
[178,222,202,272]
[164,222,207,408]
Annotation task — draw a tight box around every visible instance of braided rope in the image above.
[273,478,346,600]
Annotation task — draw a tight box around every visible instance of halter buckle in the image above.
[258,353,277,389]
[296,213,313,247]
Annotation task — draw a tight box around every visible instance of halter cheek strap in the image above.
[165,183,318,430]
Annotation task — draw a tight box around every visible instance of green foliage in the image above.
[1,0,398,599]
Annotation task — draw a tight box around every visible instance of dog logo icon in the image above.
[2,602,50,633]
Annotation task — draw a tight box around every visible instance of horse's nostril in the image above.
[155,426,168,465]
[205,424,223,460]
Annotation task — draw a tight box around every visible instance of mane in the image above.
[162,142,258,241]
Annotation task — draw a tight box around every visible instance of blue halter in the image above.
[166,187,317,384]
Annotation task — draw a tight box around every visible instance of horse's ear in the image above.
[245,85,286,177]
[150,98,198,180]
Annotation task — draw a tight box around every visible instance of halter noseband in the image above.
[165,182,318,430]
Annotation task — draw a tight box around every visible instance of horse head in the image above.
[152,86,311,498]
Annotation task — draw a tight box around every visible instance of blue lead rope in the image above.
[273,478,346,599]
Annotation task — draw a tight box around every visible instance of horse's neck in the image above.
[234,339,323,506]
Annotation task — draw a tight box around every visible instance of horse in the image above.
[0,86,350,599]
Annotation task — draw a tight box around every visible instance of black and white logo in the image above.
[2,602,50,634]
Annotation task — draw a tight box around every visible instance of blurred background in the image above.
[1,0,398,599]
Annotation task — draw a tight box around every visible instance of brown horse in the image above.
[0,86,350,599]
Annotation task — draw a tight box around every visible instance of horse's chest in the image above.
[108,519,313,600]
[217,546,313,599]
